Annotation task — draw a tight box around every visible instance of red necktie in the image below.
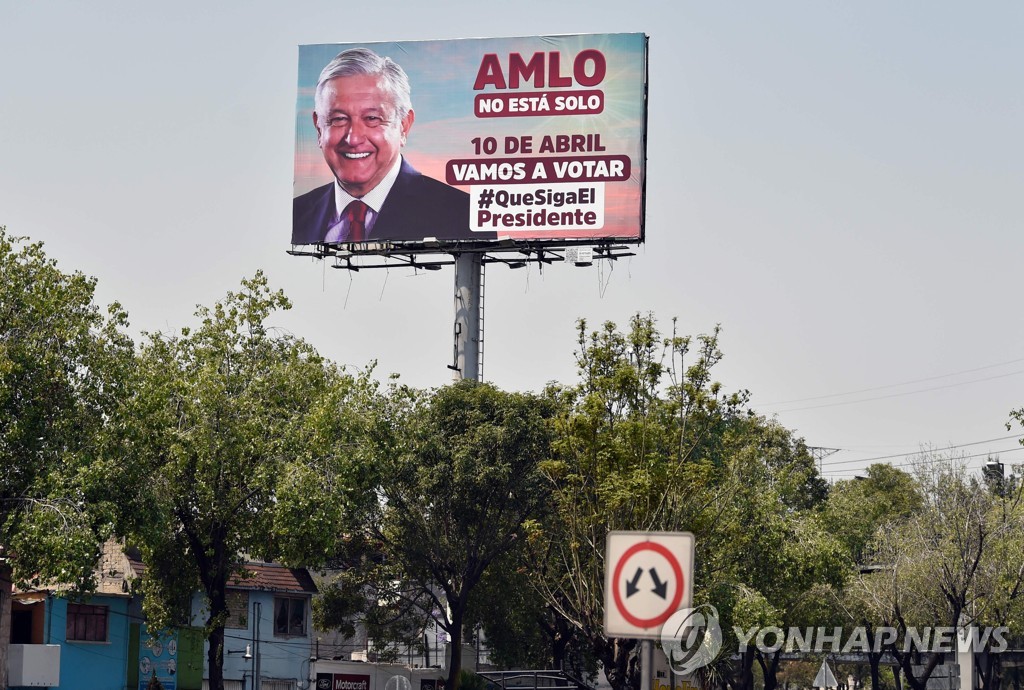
[344,200,369,242]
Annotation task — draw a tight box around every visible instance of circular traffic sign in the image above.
[611,541,685,628]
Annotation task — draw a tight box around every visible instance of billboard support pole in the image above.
[452,252,482,381]
[640,639,653,690]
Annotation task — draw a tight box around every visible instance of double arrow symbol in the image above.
[625,567,668,599]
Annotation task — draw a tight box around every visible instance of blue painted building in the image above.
[9,541,139,690]
[7,544,316,690]
[10,592,132,690]
[192,561,318,690]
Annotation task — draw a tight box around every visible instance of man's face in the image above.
[314,74,414,198]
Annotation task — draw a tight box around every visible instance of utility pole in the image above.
[251,601,262,690]
[451,253,483,381]
[808,447,840,476]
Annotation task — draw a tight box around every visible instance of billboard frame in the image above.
[287,240,638,271]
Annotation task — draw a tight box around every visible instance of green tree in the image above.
[0,228,133,686]
[468,549,589,673]
[823,464,922,690]
[706,414,844,690]
[526,315,841,690]
[466,554,552,669]
[853,455,1024,690]
[103,273,375,690]
[361,380,556,690]
[528,316,750,690]
[0,228,133,586]
[822,463,922,565]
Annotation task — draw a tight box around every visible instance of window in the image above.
[66,603,108,642]
[225,590,249,629]
[273,597,306,636]
[11,610,33,644]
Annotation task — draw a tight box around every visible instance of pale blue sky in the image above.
[1,1,1021,479]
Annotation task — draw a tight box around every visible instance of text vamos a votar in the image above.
[448,158,627,183]
[733,626,1010,654]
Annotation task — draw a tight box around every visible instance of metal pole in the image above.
[640,640,653,690]
[254,601,262,690]
[452,253,482,381]
[250,603,256,690]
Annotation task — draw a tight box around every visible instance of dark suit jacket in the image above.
[292,159,494,244]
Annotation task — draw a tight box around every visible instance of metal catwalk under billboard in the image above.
[293,33,648,250]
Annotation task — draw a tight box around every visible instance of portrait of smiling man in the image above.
[293,47,489,245]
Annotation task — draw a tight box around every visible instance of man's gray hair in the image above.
[315,47,413,122]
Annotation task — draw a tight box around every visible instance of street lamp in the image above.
[227,645,253,661]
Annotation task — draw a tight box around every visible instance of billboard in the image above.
[138,628,178,690]
[317,673,372,690]
[293,33,648,250]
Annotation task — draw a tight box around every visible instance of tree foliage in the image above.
[697,412,842,690]
[467,549,591,674]
[11,226,1024,690]
[822,463,922,565]
[850,455,1024,690]
[820,463,922,690]
[0,227,134,690]
[102,272,375,690]
[523,315,838,690]
[353,380,556,690]
[0,227,133,589]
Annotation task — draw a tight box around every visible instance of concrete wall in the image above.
[46,595,132,690]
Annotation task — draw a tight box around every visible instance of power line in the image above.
[759,356,1024,407]
[889,446,1024,468]
[819,434,1024,467]
[763,369,1024,413]
[821,445,1024,476]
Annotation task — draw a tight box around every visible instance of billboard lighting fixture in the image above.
[565,246,594,266]
[524,249,555,265]
[333,257,360,271]
[405,257,445,271]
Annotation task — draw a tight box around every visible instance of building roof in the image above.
[125,552,146,580]
[13,543,316,597]
[228,562,318,595]
[126,546,316,595]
